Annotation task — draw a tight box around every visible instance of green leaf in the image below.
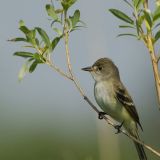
[46,4,58,20]
[18,62,29,81]
[18,20,31,36]
[144,10,152,29]
[136,20,140,36]
[117,33,137,37]
[19,24,36,45]
[19,20,25,27]
[36,27,51,48]
[154,22,160,29]
[28,29,36,39]
[153,6,160,22]
[133,0,144,9]
[61,0,77,11]
[109,9,134,24]
[53,28,62,36]
[122,0,133,8]
[14,52,34,58]
[8,37,28,42]
[70,10,80,28]
[19,26,30,34]
[138,15,145,26]
[33,53,44,63]
[51,36,61,51]
[29,61,38,73]
[35,38,40,46]
[119,25,135,29]
[155,30,160,42]
[55,9,64,14]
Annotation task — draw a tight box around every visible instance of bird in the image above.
[82,57,147,160]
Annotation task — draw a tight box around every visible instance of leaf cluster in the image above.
[9,0,84,81]
[109,0,160,44]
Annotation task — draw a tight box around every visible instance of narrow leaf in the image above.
[122,0,133,8]
[29,61,38,73]
[19,20,25,27]
[18,63,29,81]
[36,27,51,48]
[8,38,27,42]
[155,30,160,42]
[154,22,160,29]
[133,0,144,10]
[53,28,62,36]
[119,25,135,29]
[46,4,58,20]
[52,36,61,51]
[153,6,160,22]
[19,26,30,34]
[117,33,137,37]
[109,9,134,24]
[70,10,80,28]
[144,10,152,29]
[61,0,77,11]
[14,52,34,58]
[136,20,140,36]
[55,9,64,14]
[138,15,145,26]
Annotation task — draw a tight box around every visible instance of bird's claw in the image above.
[98,112,107,119]
[114,121,124,134]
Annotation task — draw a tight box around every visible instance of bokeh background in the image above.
[0,0,160,160]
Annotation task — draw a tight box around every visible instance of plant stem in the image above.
[64,11,84,96]
[47,60,72,80]
[147,37,160,108]
[143,1,160,109]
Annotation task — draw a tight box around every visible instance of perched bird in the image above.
[82,57,147,160]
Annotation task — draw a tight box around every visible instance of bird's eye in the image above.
[98,67,102,71]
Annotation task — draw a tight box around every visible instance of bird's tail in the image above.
[131,130,147,160]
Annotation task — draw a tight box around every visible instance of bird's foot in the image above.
[98,112,107,120]
[114,121,124,134]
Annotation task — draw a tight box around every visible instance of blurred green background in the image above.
[0,0,160,160]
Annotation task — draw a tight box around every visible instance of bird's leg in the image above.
[114,121,124,134]
[98,112,107,119]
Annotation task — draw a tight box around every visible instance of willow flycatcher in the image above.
[82,57,147,160]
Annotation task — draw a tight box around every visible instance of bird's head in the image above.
[82,57,120,82]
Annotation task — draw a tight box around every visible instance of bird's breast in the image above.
[94,81,116,113]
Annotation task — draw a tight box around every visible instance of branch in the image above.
[46,60,73,80]
[144,0,148,9]
[142,0,160,109]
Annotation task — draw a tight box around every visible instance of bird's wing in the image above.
[114,82,143,130]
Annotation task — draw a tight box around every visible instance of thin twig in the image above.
[46,60,73,80]
[64,11,84,96]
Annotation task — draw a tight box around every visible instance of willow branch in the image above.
[61,10,160,158]
[143,0,160,109]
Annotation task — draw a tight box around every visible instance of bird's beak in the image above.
[81,66,93,72]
